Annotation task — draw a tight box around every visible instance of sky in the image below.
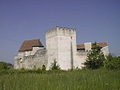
[0,0,120,64]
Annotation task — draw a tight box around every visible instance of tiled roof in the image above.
[77,42,108,50]
[97,42,108,47]
[19,39,44,52]
[77,44,85,50]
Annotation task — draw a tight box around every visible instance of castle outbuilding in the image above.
[14,27,109,70]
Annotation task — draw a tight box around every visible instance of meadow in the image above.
[0,69,120,90]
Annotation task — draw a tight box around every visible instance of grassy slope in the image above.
[0,70,120,90]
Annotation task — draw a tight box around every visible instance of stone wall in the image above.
[101,46,109,56]
[75,52,87,69]
[14,48,47,69]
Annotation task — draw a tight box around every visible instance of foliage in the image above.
[51,60,60,70]
[42,65,46,70]
[84,42,106,69]
[0,69,119,90]
[0,62,13,70]
[105,54,120,70]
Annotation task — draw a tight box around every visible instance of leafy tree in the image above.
[0,62,13,70]
[105,54,120,70]
[51,60,60,70]
[84,42,106,69]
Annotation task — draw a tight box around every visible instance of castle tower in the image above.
[46,27,77,70]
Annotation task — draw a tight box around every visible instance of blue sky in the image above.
[0,0,120,63]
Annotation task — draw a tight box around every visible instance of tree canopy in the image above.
[105,54,120,70]
[84,42,106,69]
[0,62,13,70]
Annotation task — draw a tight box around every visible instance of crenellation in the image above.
[46,28,59,39]
[56,27,75,37]
[49,26,76,37]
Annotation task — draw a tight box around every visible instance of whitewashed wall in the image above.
[101,46,109,56]
[75,52,87,69]
[21,49,47,69]
[46,27,77,70]
[14,47,47,69]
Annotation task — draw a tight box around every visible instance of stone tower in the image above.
[46,27,77,70]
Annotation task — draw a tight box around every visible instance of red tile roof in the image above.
[97,42,108,47]
[19,39,44,52]
[77,44,85,50]
[77,42,108,50]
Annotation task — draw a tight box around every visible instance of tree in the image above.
[51,60,60,70]
[84,42,106,69]
[0,62,13,70]
[105,54,120,70]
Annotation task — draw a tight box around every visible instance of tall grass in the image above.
[0,69,119,90]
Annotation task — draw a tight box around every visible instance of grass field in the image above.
[0,69,120,90]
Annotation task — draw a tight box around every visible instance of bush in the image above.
[0,62,13,70]
[105,55,120,70]
[84,43,106,69]
[42,65,46,70]
[51,60,60,70]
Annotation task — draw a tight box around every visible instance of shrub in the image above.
[105,55,120,70]
[0,62,13,70]
[51,60,60,70]
[84,42,106,69]
[42,65,46,70]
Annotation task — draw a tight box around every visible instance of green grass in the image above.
[0,69,120,90]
